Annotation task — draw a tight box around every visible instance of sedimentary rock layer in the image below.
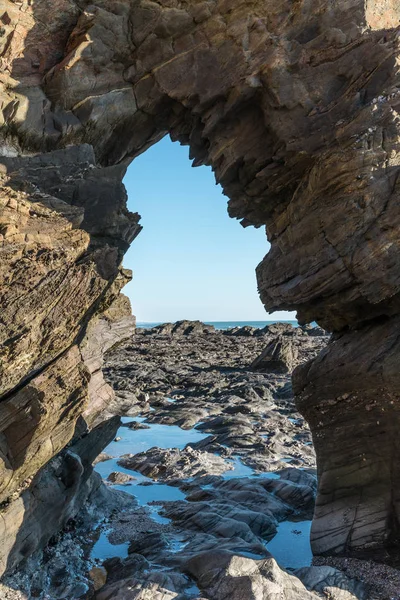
[294,316,400,556]
[0,0,400,568]
[0,146,137,571]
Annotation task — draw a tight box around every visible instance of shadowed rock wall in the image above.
[1,0,400,570]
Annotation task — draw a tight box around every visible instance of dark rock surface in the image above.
[104,325,324,470]
[295,317,400,557]
[250,336,298,373]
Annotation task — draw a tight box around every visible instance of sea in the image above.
[136,320,299,330]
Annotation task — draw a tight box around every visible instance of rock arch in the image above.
[1,0,400,571]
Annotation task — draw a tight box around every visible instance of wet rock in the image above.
[296,566,368,599]
[119,446,232,480]
[95,570,191,600]
[105,328,321,473]
[1,0,400,578]
[107,472,136,485]
[278,468,318,492]
[103,554,150,584]
[89,566,108,591]
[260,477,316,517]
[128,532,169,560]
[0,416,123,576]
[94,453,114,465]
[122,421,151,430]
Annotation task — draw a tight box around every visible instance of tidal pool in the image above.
[266,520,312,569]
[93,415,312,569]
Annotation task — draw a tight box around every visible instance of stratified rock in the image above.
[251,336,298,373]
[294,316,400,556]
[262,323,298,336]
[82,293,137,427]
[103,554,150,585]
[224,326,258,337]
[0,416,124,575]
[95,570,191,600]
[128,533,168,560]
[122,421,151,430]
[301,325,329,337]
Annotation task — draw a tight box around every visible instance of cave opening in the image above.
[122,135,296,326]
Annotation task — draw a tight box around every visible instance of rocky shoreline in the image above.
[2,322,399,599]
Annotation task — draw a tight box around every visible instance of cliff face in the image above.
[1,0,400,570]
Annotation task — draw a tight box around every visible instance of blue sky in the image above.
[122,136,296,323]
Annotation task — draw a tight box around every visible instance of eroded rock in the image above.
[119,446,233,480]
[250,336,299,374]
[0,0,400,578]
[185,551,319,600]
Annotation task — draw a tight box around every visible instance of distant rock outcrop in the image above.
[251,336,299,373]
[150,320,216,336]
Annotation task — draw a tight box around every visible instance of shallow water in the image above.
[266,520,312,569]
[92,418,194,560]
[103,417,207,458]
[93,414,312,569]
[91,531,130,561]
[258,472,281,480]
[95,460,186,509]
[222,457,254,479]
[95,418,202,506]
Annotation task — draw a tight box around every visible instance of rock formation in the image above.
[0,0,400,574]
[251,336,298,373]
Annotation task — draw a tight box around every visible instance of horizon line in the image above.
[136,319,298,323]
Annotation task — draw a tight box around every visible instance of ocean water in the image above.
[136,320,298,330]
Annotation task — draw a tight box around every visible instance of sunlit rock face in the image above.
[0,0,400,570]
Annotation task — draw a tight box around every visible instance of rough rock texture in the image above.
[95,570,196,600]
[1,0,400,571]
[1,327,370,599]
[119,446,233,479]
[295,318,400,557]
[250,336,298,373]
[0,152,137,573]
[184,551,362,600]
[104,325,323,470]
[0,416,120,575]
[296,566,367,600]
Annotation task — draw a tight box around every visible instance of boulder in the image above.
[107,472,136,485]
[185,551,319,599]
[250,337,298,373]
